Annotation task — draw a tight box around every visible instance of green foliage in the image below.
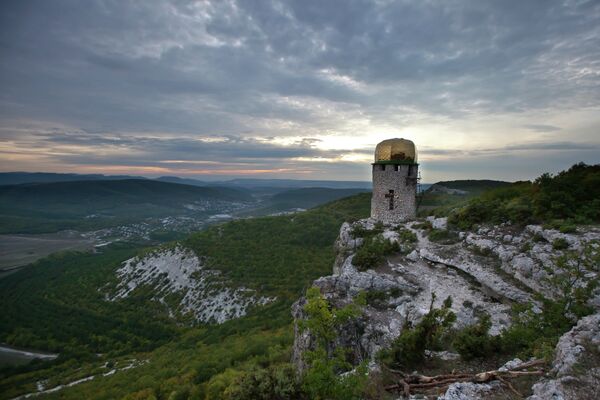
[265,188,369,212]
[225,363,301,400]
[353,235,399,271]
[500,242,599,359]
[364,290,390,309]
[451,242,599,362]
[413,220,433,230]
[300,288,367,400]
[447,163,600,230]
[349,222,384,239]
[454,313,500,360]
[427,229,460,244]
[395,227,417,243]
[447,182,534,230]
[552,238,569,250]
[1,193,372,400]
[383,295,456,368]
[302,287,336,344]
[185,193,371,299]
[302,349,368,400]
[418,180,510,211]
[0,244,176,355]
[0,179,251,234]
[469,244,497,258]
[558,223,577,234]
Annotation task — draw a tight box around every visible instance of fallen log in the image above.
[384,358,547,397]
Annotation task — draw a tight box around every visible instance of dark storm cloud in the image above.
[0,0,599,179]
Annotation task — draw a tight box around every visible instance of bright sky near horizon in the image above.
[1,0,599,182]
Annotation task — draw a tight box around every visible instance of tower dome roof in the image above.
[374,138,417,163]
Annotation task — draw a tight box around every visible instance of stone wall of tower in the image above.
[370,163,418,224]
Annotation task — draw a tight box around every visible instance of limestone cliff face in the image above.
[528,313,600,400]
[292,218,600,396]
[107,245,273,324]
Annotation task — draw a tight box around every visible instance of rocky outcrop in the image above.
[464,224,600,300]
[293,218,518,372]
[437,381,501,400]
[108,245,273,323]
[529,313,600,400]
[292,217,600,396]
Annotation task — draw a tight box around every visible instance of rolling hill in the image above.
[0,172,146,186]
[267,187,370,209]
[0,179,252,234]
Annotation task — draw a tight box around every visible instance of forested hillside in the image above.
[446,163,600,230]
[0,179,251,234]
[0,193,371,399]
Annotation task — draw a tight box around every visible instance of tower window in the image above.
[394,164,399,171]
[385,189,394,210]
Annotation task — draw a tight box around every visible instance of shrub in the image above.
[500,242,599,359]
[353,235,399,271]
[428,229,460,245]
[227,363,301,400]
[447,163,600,231]
[454,313,500,360]
[558,223,577,234]
[552,238,569,250]
[300,288,367,400]
[365,290,390,309]
[350,222,384,239]
[413,220,433,231]
[469,244,498,259]
[520,242,532,253]
[382,294,456,368]
[395,228,417,243]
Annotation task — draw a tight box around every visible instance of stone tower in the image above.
[370,138,418,224]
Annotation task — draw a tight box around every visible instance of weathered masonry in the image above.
[370,138,418,223]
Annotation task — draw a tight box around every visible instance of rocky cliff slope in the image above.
[293,217,600,398]
[107,245,273,323]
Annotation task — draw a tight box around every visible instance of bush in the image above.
[428,229,460,245]
[227,364,301,400]
[300,288,367,400]
[500,243,599,359]
[382,295,456,368]
[350,222,384,239]
[413,220,433,231]
[552,238,569,250]
[447,163,600,231]
[353,235,399,271]
[395,228,417,243]
[454,313,500,360]
[469,244,496,258]
[365,290,390,309]
[559,224,577,233]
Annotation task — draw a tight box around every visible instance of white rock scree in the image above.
[108,246,273,324]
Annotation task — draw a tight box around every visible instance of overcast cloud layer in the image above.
[1,0,599,182]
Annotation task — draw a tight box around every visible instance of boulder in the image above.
[529,313,600,400]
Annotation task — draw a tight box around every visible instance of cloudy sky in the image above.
[1,0,599,182]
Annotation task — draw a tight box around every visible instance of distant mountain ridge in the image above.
[155,176,207,187]
[1,172,372,189]
[430,179,511,193]
[220,178,372,189]
[0,172,146,186]
[268,187,370,209]
[0,179,252,233]
[0,179,251,205]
